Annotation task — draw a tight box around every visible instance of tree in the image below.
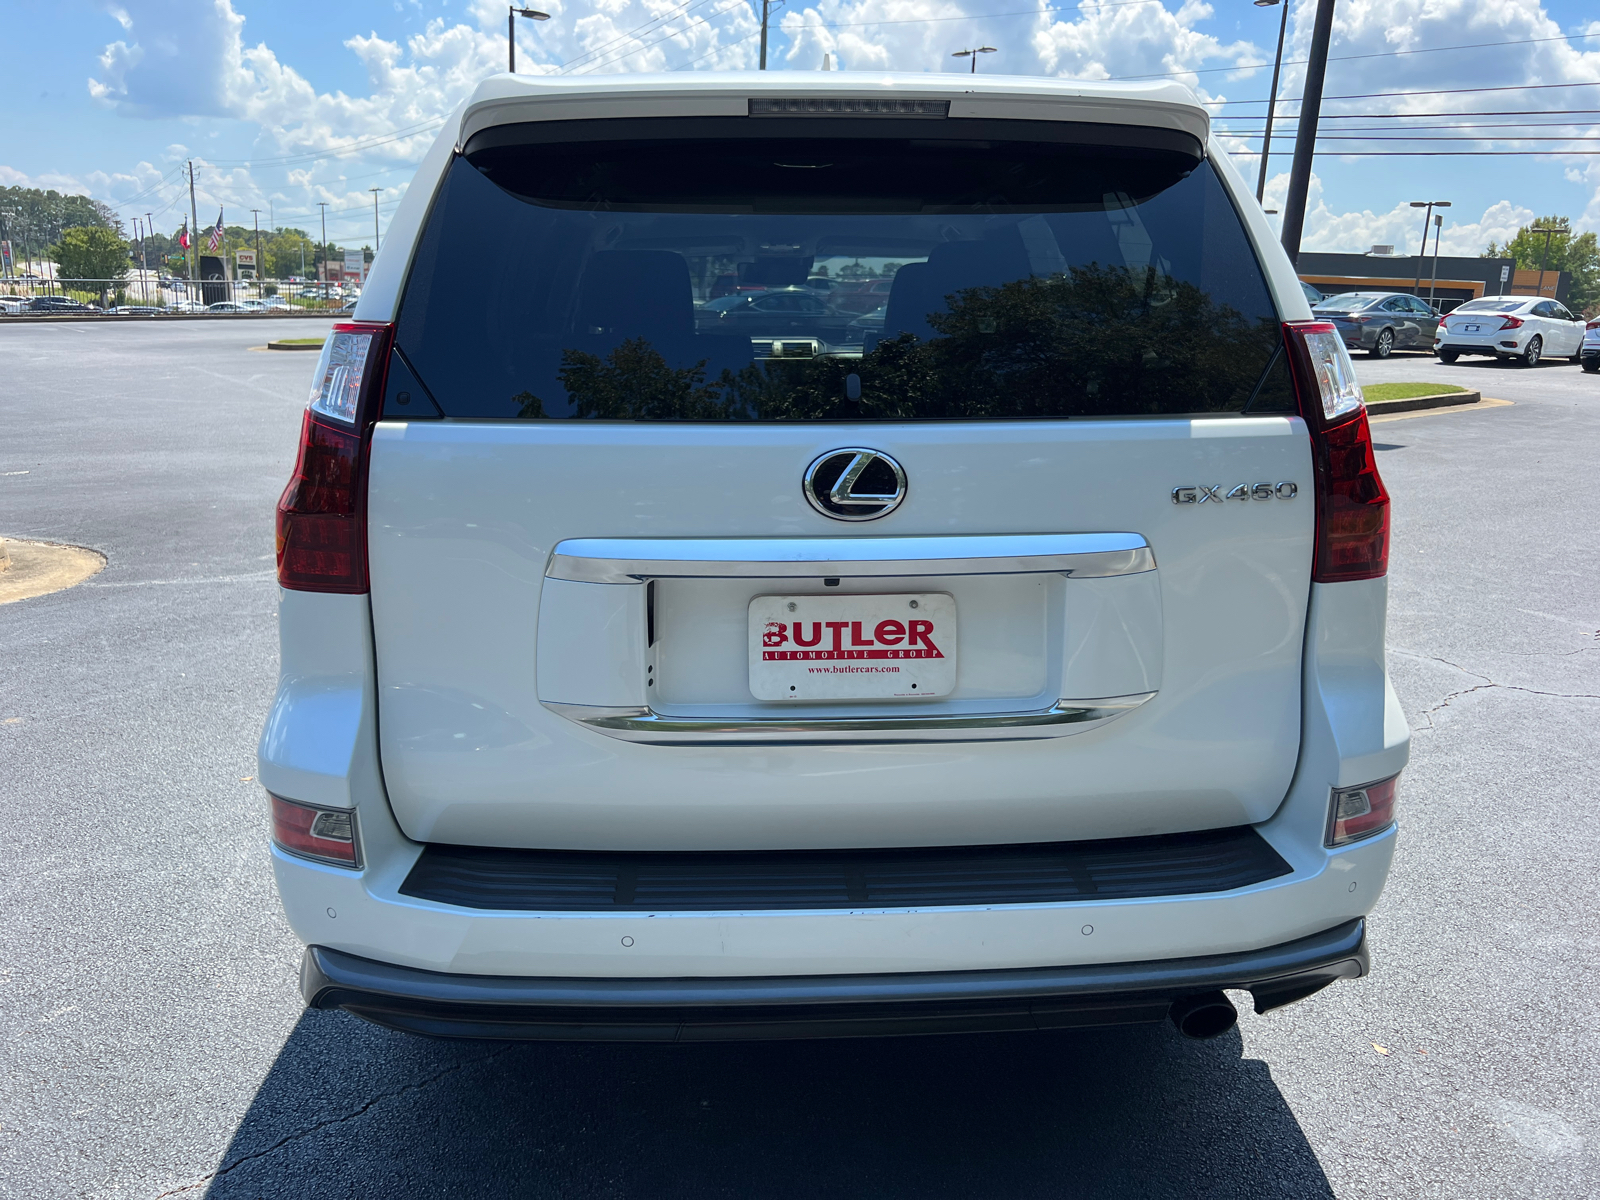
[1484,215,1600,316]
[263,228,314,279]
[0,185,121,265]
[49,227,129,281]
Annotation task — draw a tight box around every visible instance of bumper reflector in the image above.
[271,794,362,868]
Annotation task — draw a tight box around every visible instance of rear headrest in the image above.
[576,250,693,338]
[884,236,1033,340]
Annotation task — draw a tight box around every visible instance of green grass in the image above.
[272,337,326,345]
[1363,382,1469,402]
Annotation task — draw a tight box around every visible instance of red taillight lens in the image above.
[277,413,368,591]
[1587,319,1600,331]
[1283,322,1391,582]
[1498,316,1524,330]
[275,323,392,593]
[270,794,362,867]
[1326,775,1399,846]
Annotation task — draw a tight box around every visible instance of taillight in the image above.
[1283,322,1390,582]
[1326,775,1399,846]
[270,794,362,867]
[275,323,393,593]
[1497,316,1523,330]
[1585,318,1599,331]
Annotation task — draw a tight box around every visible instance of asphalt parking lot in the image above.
[2,323,1596,1199]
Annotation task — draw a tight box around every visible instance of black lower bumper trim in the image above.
[301,919,1368,1042]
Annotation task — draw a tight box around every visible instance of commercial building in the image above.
[1297,249,1570,312]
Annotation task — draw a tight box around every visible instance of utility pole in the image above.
[1279,0,1335,265]
[370,188,381,253]
[1253,0,1290,203]
[759,0,783,69]
[1408,201,1449,297]
[318,202,329,303]
[187,161,201,286]
[1532,225,1560,300]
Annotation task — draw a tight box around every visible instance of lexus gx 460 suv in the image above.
[262,73,1406,1042]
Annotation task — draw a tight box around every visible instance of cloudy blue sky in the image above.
[4,0,1599,254]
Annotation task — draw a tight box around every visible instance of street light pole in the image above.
[1408,200,1449,297]
[508,6,550,73]
[318,201,329,303]
[250,208,261,292]
[1428,212,1444,308]
[1279,0,1335,265]
[1253,0,1291,204]
[951,46,997,72]
[1531,226,1560,300]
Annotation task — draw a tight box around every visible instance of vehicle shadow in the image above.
[203,1007,1333,1198]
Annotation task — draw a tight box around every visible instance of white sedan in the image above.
[1435,296,1587,367]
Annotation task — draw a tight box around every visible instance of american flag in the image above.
[207,210,224,251]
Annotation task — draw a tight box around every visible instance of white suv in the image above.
[261,73,1406,1042]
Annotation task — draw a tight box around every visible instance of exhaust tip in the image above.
[1169,990,1238,1040]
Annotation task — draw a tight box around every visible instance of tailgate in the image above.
[367,416,1312,849]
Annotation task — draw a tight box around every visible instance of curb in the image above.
[267,341,325,351]
[1365,389,1480,415]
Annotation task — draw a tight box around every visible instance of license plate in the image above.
[749,593,957,701]
[1463,324,1479,332]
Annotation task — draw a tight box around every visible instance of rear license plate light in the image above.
[271,794,363,868]
[1326,775,1399,846]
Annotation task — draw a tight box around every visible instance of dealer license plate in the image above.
[749,593,957,701]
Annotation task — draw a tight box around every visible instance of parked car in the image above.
[207,301,249,312]
[0,296,31,314]
[828,277,896,314]
[105,305,163,315]
[266,73,1403,1044]
[1299,280,1324,305]
[1312,291,1439,358]
[28,296,99,314]
[1434,296,1588,366]
[1582,317,1600,373]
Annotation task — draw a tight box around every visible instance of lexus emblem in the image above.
[803,448,907,521]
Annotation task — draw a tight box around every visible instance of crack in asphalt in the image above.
[152,1044,516,1197]
[1388,648,1599,731]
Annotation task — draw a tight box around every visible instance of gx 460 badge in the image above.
[1172,482,1298,504]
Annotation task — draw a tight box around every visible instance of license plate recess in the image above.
[749,593,957,701]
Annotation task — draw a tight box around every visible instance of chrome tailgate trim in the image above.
[547,533,1155,584]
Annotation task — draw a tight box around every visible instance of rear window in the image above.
[1453,300,1524,314]
[395,117,1291,421]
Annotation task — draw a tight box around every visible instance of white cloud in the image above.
[1261,170,1537,255]
[17,0,1600,245]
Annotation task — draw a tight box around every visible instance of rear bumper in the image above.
[301,918,1368,1041]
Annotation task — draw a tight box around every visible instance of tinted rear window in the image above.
[395,118,1290,421]
[1454,300,1523,313]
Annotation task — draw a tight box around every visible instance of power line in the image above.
[1215,79,1600,106]
[1112,30,1600,81]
